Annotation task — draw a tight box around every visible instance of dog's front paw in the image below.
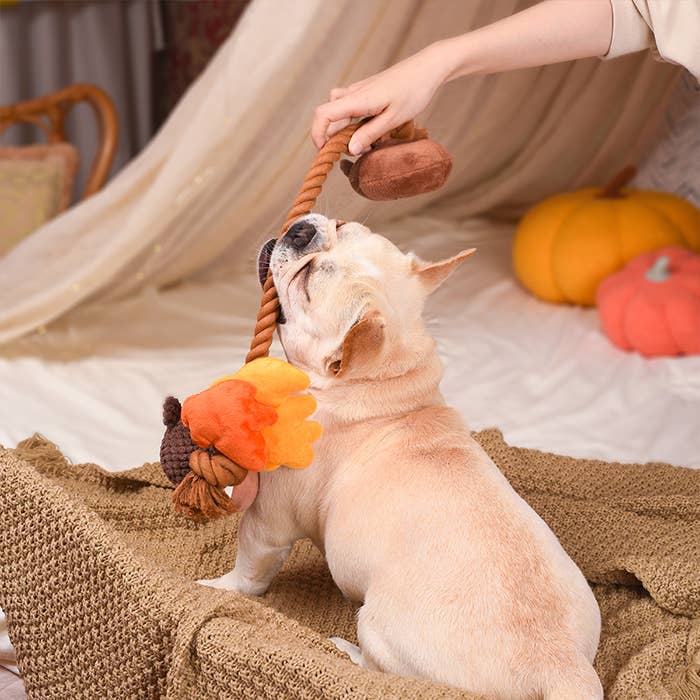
[329,637,363,666]
[197,570,269,596]
[197,570,240,591]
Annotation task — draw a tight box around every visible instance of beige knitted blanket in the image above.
[0,430,698,700]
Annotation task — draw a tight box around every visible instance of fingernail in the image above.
[349,140,362,156]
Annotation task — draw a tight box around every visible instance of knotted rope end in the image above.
[171,457,239,522]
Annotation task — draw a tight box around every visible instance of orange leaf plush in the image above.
[213,357,311,407]
[185,357,322,472]
[181,379,277,472]
[231,358,322,470]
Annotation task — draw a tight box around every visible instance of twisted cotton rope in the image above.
[245,120,422,363]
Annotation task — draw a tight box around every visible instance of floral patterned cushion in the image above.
[0,143,78,256]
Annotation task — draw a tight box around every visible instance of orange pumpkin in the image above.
[596,246,700,357]
[513,167,700,306]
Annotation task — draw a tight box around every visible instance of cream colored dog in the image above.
[201,214,603,700]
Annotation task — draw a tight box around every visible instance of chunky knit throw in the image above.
[0,430,698,700]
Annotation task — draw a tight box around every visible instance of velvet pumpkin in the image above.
[596,246,700,357]
[513,167,700,306]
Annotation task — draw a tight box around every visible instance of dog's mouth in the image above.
[257,238,276,287]
[290,259,313,301]
[257,242,317,324]
[257,238,286,324]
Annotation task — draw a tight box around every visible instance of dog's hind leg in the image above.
[353,599,409,676]
[542,656,603,700]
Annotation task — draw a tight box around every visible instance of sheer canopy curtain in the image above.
[0,0,679,344]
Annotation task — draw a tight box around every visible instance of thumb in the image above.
[348,111,399,156]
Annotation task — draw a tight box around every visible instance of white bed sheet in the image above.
[1,216,698,470]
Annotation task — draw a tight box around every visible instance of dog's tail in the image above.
[542,654,603,700]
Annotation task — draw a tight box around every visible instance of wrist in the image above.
[421,40,458,87]
[436,29,495,83]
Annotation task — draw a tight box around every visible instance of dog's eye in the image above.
[328,359,341,375]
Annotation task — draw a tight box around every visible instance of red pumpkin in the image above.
[596,246,700,357]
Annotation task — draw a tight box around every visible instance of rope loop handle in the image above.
[246,120,421,363]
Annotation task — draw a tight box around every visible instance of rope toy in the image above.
[160,120,452,521]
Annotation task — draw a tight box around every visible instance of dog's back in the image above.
[317,405,602,699]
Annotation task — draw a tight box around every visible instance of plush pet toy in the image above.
[161,357,322,521]
[340,121,452,201]
[160,120,451,521]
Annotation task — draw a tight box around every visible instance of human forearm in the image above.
[311,1,615,152]
[437,0,614,82]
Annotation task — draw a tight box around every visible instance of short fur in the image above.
[201,215,603,699]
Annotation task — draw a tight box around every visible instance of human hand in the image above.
[311,0,615,156]
[311,42,449,155]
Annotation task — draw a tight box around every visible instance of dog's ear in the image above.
[410,248,476,294]
[328,311,386,378]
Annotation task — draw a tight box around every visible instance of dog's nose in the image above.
[286,220,316,250]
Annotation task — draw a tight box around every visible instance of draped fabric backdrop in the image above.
[0,0,679,344]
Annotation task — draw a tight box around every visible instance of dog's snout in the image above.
[286,220,316,250]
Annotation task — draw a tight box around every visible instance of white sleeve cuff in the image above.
[603,0,653,60]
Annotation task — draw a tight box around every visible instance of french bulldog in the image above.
[201,214,603,700]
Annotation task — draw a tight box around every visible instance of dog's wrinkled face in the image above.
[258,214,474,383]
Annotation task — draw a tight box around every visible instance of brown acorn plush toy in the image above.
[160,396,201,486]
[340,122,452,201]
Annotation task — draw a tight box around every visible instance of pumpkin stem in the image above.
[646,255,671,282]
[598,165,637,199]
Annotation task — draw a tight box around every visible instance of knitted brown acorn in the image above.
[339,122,452,201]
[160,396,199,485]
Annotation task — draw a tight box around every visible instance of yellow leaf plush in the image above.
[262,393,323,470]
[213,357,310,406]
[210,357,322,471]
